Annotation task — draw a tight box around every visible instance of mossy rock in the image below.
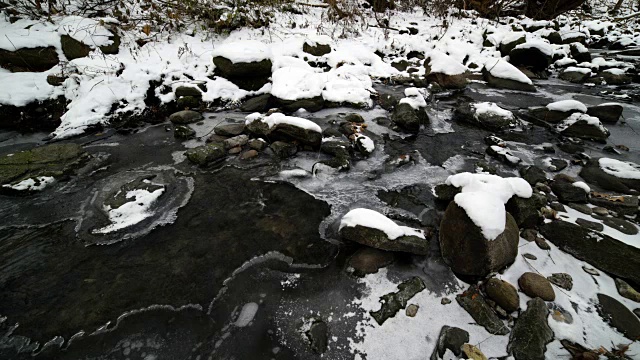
[185,143,225,166]
[0,143,89,185]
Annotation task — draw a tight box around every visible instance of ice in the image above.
[599,158,640,179]
[235,302,259,327]
[339,208,425,240]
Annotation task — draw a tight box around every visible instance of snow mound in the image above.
[472,102,514,120]
[599,158,640,179]
[485,59,533,85]
[446,172,532,240]
[339,208,425,240]
[425,50,467,75]
[211,40,272,63]
[245,112,321,133]
[271,66,324,100]
[399,87,427,109]
[546,100,587,113]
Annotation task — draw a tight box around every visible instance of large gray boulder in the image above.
[586,103,623,124]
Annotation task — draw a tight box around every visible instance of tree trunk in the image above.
[613,0,626,13]
[525,0,586,20]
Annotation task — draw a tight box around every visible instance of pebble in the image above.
[441,298,451,305]
[583,266,600,276]
[240,150,259,160]
[523,253,537,260]
[228,146,242,154]
[406,304,419,317]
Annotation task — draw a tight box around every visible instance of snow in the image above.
[572,181,590,193]
[546,99,587,113]
[355,134,375,153]
[484,59,533,85]
[339,208,425,240]
[572,42,588,53]
[245,112,321,133]
[514,39,553,56]
[211,40,272,63]
[446,173,532,240]
[2,176,55,191]
[93,187,165,234]
[235,302,259,327]
[563,66,592,74]
[398,87,427,109]
[489,145,520,164]
[556,113,608,133]
[271,66,324,101]
[321,64,374,106]
[0,72,64,106]
[472,102,514,120]
[599,158,640,179]
[603,68,626,75]
[424,50,467,75]
[554,58,577,67]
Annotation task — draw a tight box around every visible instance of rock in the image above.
[456,285,509,335]
[0,96,67,131]
[169,110,203,124]
[61,35,92,60]
[430,326,469,360]
[558,114,609,143]
[508,298,554,360]
[519,166,547,186]
[500,34,526,56]
[482,59,536,92]
[348,247,394,277]
[590,193,639,216]
[46,74,66,86]
[391,103,429,133]
[547,273,573,291]
[592,206,609,216]
[246,118,322,148]
[583,266,599,276]
[539,221,640,285]
[597,293,640,340]
[176,95,200,109]
[535,236,551,250]
[340,225,429,255]
[521,228,538,242]
[174,125,196,139]
[485,278,520,313]
[439,201,519,277]
[240,94,272,112]
[185,143,225,166]
[99,30,120,55]
[580,158,640,194]
[454,101,516,130]
[434,183,461,202]
[370,277,426,325]
[518,272,555,301]
[523,253,537,260]
[570,43,591,63]
[277,96,325,113]
[305,319,328,354]
[575,218,603,231]
[509,44,552,72]
[550,175,588,203]
[391,60,409,72]
[248,139,267,151]
[0,46,59,72]
[441,298,451,305]
[405,304,419,317]
[615,278,640,303]
[462,344,488,360]
[547,158,567,172]
[601,216,638,235]
[487,145,521,166]
[505,193,546,229]
[600,69,631,85]
[212,56,272,91]
[0,143,89,189]
[175,86,202,98]
[586,103,623,124]
[215,123,245,137]
[269,141,297,158]
[567,202,592,215]
[303,41,331,56]
[223,134,249,149]
[549,202,565,212]
[240,150,258,160]
[228,146,242,155]
[559,68,591,83]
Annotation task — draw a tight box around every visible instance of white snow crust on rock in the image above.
[563,66,592,74]
[572,181,591,193]
[339,208,425,240]
[245,112,321,133]
[484,58,533,85]
[556,113,608,133]
[93,186,165,234]
[2,176,55,191]
[489,145,520,164]
[513,39,553,56]
[399,87,427,109]
[472,102,515,120]
[599,158,640,179]
[211,39,272,63]
[424,50,467,75]
[446,172,532,240]
[355,134,375,153]
[546,99,587,113]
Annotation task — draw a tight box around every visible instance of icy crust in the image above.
[446,173,532,240]
[339,208,425,240]
[245,112,322,132]
[599,158,640,179]
[2,176,55,191]
[484,59,533,85]
[424,50,467,75]
[546,99,587,113]
[556,113,608,133]
[472,102,514,119]
[211,40,272,63]
[93,186,165,234]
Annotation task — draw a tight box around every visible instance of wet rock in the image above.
[303,41,331,56]
[487,145,521,166]
[523,253,537,260]
[377,94,399,111]
[174,125,196,139]
[169,110,203,124]
[340,225,429,255]
[228,146,242,155]
[597,293,640,340]
[615,278,640,303]
[535,236,551,250]
[547,273,573,291]
[0,46,59,72]
[269,141,298,159]
[440,201,519,277]
[239,149,258,160]
[550,175,588,203]
[590,193,639,216]
[175,86,202,98]
[509,44,552,72]
[601,216,638,235]
[559,68,591,83]
[462,344,488,360]
[586,103,623,124]
[434,183,460,202]
[247,119,322,148]
[482,59,536,92]
[559,115,610,143]
[215,123,245,137]
[185,143,225,166]
[519,166,547,186]
[500,34,526,56]
[223,134,249,149]
[575,218,603,231]
[305,319,328,354]
[567,202,592,215]
[240,94,272,112]
[370,277,426,325]
[508,298,554,360]
[176,95,200,109]
[547,158,567,171]
[347,247,394,277]
[600,69,631,85]
[580,158,640,194]
[391,103,429,133]
[540,221,640,285]
[320,139,350,158]
[430,326,469,360]
[456,285,509,335]
[345,113,365,123]
[212,56,272,91]
[506,193,546,229]
[485,278,520,313]
[405,304,419,317]
[248,139,267,151]
[518,272,555,301]
[277,96,325,113]
[0,143,89,190]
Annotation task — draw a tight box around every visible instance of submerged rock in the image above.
[215,123,245,137]
[456,285,509,335]
[508,298,554,360]
[347,247,395,277]
[370,277,426,325]
[174,125,196,139]
[305,319,328,354]
[169,110,203,124]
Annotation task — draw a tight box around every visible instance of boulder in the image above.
[174,125,195,139]
[519,166,547,186]
[550,174,588,203]
[518,272,555,301]
[456,285,509,335]
[454,101,516,131]
[348,247,395,277]
[570,43,591,63]
[169,110,203,124]
[439,201,519,277]
[340,225,429,255]
[214,123,245,137]
[539,221,640,285]
[223,134,249,149]
[303,41,331,56]
[483,59,536,92]
[0,46,58,72]
[176,95,200,109]
[269,141,298,158]
[430,326,470,360]
[505,193,546,228]
[487,145,521,166]
[240,94,272,112]
[615,278,640,303]
[579,158,640,194]
[370,277,426,325]
[185,143,225,166]
[508,298,554,360]
[500,34,526,56]
[61,35,91,60]
[600,69,631,85]
[557,113,609,143]
[559,67,591,83]
[175,86,202,98]
[509,43,553,72]
[424,51,468,89]
[391,103,429,133]
[99,30,121,55]
[586,103,623,124]
[276,96,325,113]
[485,278,520,313]
[212,56,272,91]
[597,293,640,340]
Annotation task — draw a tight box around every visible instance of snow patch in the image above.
[339,208,425,240]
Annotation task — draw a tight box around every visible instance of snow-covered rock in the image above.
[424,50,468,89]
[509,40,553,72]
[483,59,536,92]
[556,113,610,142]
[245,112,322,147]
